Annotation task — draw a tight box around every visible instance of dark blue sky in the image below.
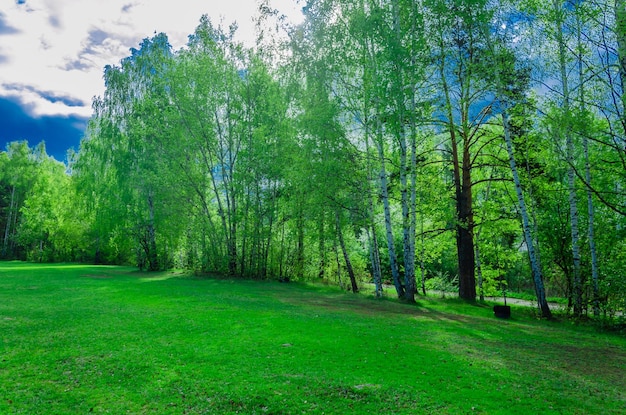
[0,0,301,163]
[0,96,88,162]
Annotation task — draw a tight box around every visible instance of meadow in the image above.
[0,262,624,414]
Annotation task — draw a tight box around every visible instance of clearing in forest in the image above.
[0,262,624,414]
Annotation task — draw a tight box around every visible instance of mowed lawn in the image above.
[0,263,624,414]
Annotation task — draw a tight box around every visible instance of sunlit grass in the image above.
[1,262,624,414]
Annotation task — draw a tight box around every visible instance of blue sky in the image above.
[0,0,303,162]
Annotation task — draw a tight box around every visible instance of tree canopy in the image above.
[2,2,626,319]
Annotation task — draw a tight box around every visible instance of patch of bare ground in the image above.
[544,343,626,384]
[279,288,626,390]
[469,330,626,397]
[81,274,113,279]
[81,269,178,279]
[278,293,419,316]
[276,291,485,325]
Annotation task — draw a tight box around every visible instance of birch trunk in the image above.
[364,120,383,298]
[367,226,383,298]
[318,212,326,279]
[405,39,419,303]
[360,17,384,299]
[555,1,583,316]
[296,206,305,279]
[375,119,404,298]
[482,25,551,317]
[475,243,484,302]
[146,192,159,271]
[585,134,600,316]
[502,111,552,318]
[420,206,427,296]
[400,145,416,300]
[391,0,416,302]
[576,13,600,316]
[616,0,626,135]
[336,210,358,293]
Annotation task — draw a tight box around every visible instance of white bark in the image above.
[555,0,582,316]
[482,18,551,317]
[616,0,626,134]
[392,0,417,302]
[575,11,601,316]
[375,128,403,298]
[502,110,552,318]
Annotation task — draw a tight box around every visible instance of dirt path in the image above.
[484,296,566,311]
[368,285,568,311]
[420,288,567,311]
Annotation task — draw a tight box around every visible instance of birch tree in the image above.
[544,0,584,316]
[76,33,182,270]
[484,6,553,318]
[427,0,499,300]
[169,18,246,275]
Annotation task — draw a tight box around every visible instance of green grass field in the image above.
[0,262,624,414]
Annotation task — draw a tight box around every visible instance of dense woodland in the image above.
[2,0,626,319]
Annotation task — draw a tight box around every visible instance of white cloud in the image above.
[0,0,304,118]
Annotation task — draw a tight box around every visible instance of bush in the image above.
[425,271,458,297]
[480,268,507,297]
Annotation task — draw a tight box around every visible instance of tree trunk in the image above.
[407,107,418,302]
[502,110,552,319]
[576,13,600,317]
[227,234,237,277]
[279,218,286,279]
[364,121,383,298]
[296,204,305,278]
[475,242,485,302]
[440,45,476,301]
[335,210,358,293]
[474,172,493,302]
[366,226,383,298]
[2,185,16,257]
[392,0,416,304]
[481,24,549,317]
[375,120,404,298]
[420,206,427,296]
[333,232,343,289]
[616,0,626,135]
[400,149,417,301]
[567,144,583,317]
[318,211,326,279]
[146,192,159,271]
[457,150,476,301]
[361,4,402,298]
[262,185,277,280]
[240,186,252,277]
[555,1,583,316]
[585,134,600,316]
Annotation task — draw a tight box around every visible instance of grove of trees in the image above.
[2,0,626,320]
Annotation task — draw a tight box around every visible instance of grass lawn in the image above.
[0,262,624,414]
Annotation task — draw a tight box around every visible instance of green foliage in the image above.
[600,238,626,317]
[18,157,82,262]
[0,142,89,262]
[424,271,458,296]
[4,1,626,313]
[480,268,508,297]
[0,141,39,259]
